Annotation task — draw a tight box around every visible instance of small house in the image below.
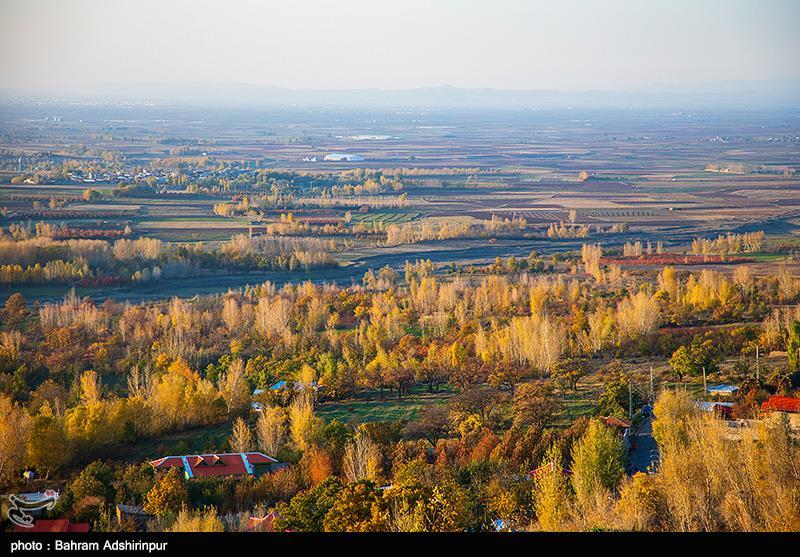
[269,380,321,393]
[760,396,800,429]
[600,416,632,430]
[761,395,800,414]
[150,452,282,479]
[269,380,288,391]
[696,400,735,418]
[707,385,739,397]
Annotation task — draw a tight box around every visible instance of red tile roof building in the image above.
[761,395,800,414]
[149,452,279,479]
[600,416,632,429]
[529,461,572,478]
[14,519,90,533]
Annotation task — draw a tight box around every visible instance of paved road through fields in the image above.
[628,415,659,474]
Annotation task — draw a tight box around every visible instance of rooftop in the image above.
[761,395,800,414]
[150,452,279,478]
[14,519,89,533]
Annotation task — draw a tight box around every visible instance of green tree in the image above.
[787,320,800,373]
[570,420,625,506]
[244,354,276,387]
[669,339,719,381]
[596,375,639,419]
[116,463,155,506]
[668,346,693,381]
[273,477,343,532]
[70,460,116,503]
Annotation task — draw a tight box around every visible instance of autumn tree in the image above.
[343,427,382,483]
[551,359,586,394]
[532,445,571,531]
[256,405,286,456]
[652,391,800,531]
[512,382,561,432]
[0,395,31,484]
[405,405,450,446]
[615,472,669,531]
[616,290,660,341]
[4,292,26,323]
[229,417,253,453]
[651,389,695,452]
[415,342,449,393]
[449,386,507,432]
[304,446,334,485]
[219,358,250,416]
[143,468,189,518]
[323,481,389,532]
[26,404,70,478]
[169,507,225,532]
[82,188,101,202]
[289,394,319,451]
[420,480,475,532]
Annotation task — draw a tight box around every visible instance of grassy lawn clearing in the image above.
[316,384,454,425]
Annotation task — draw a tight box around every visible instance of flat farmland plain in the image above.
[1,104,798,302]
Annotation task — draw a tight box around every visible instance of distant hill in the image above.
[2,79,798,109]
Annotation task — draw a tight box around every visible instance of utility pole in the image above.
[755,344,760,384]
[650,366,654,404]
[629,382,633,419]
[702,366,707,395]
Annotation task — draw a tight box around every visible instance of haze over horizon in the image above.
[1,0,798,96]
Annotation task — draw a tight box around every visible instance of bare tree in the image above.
[343,427,381,483]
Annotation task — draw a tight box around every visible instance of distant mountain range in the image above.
[2,78,799,109]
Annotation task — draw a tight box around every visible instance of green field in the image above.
[348,211,420,224]
[316,384,454,424]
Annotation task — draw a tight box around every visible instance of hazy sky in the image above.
[1,0,798,91]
